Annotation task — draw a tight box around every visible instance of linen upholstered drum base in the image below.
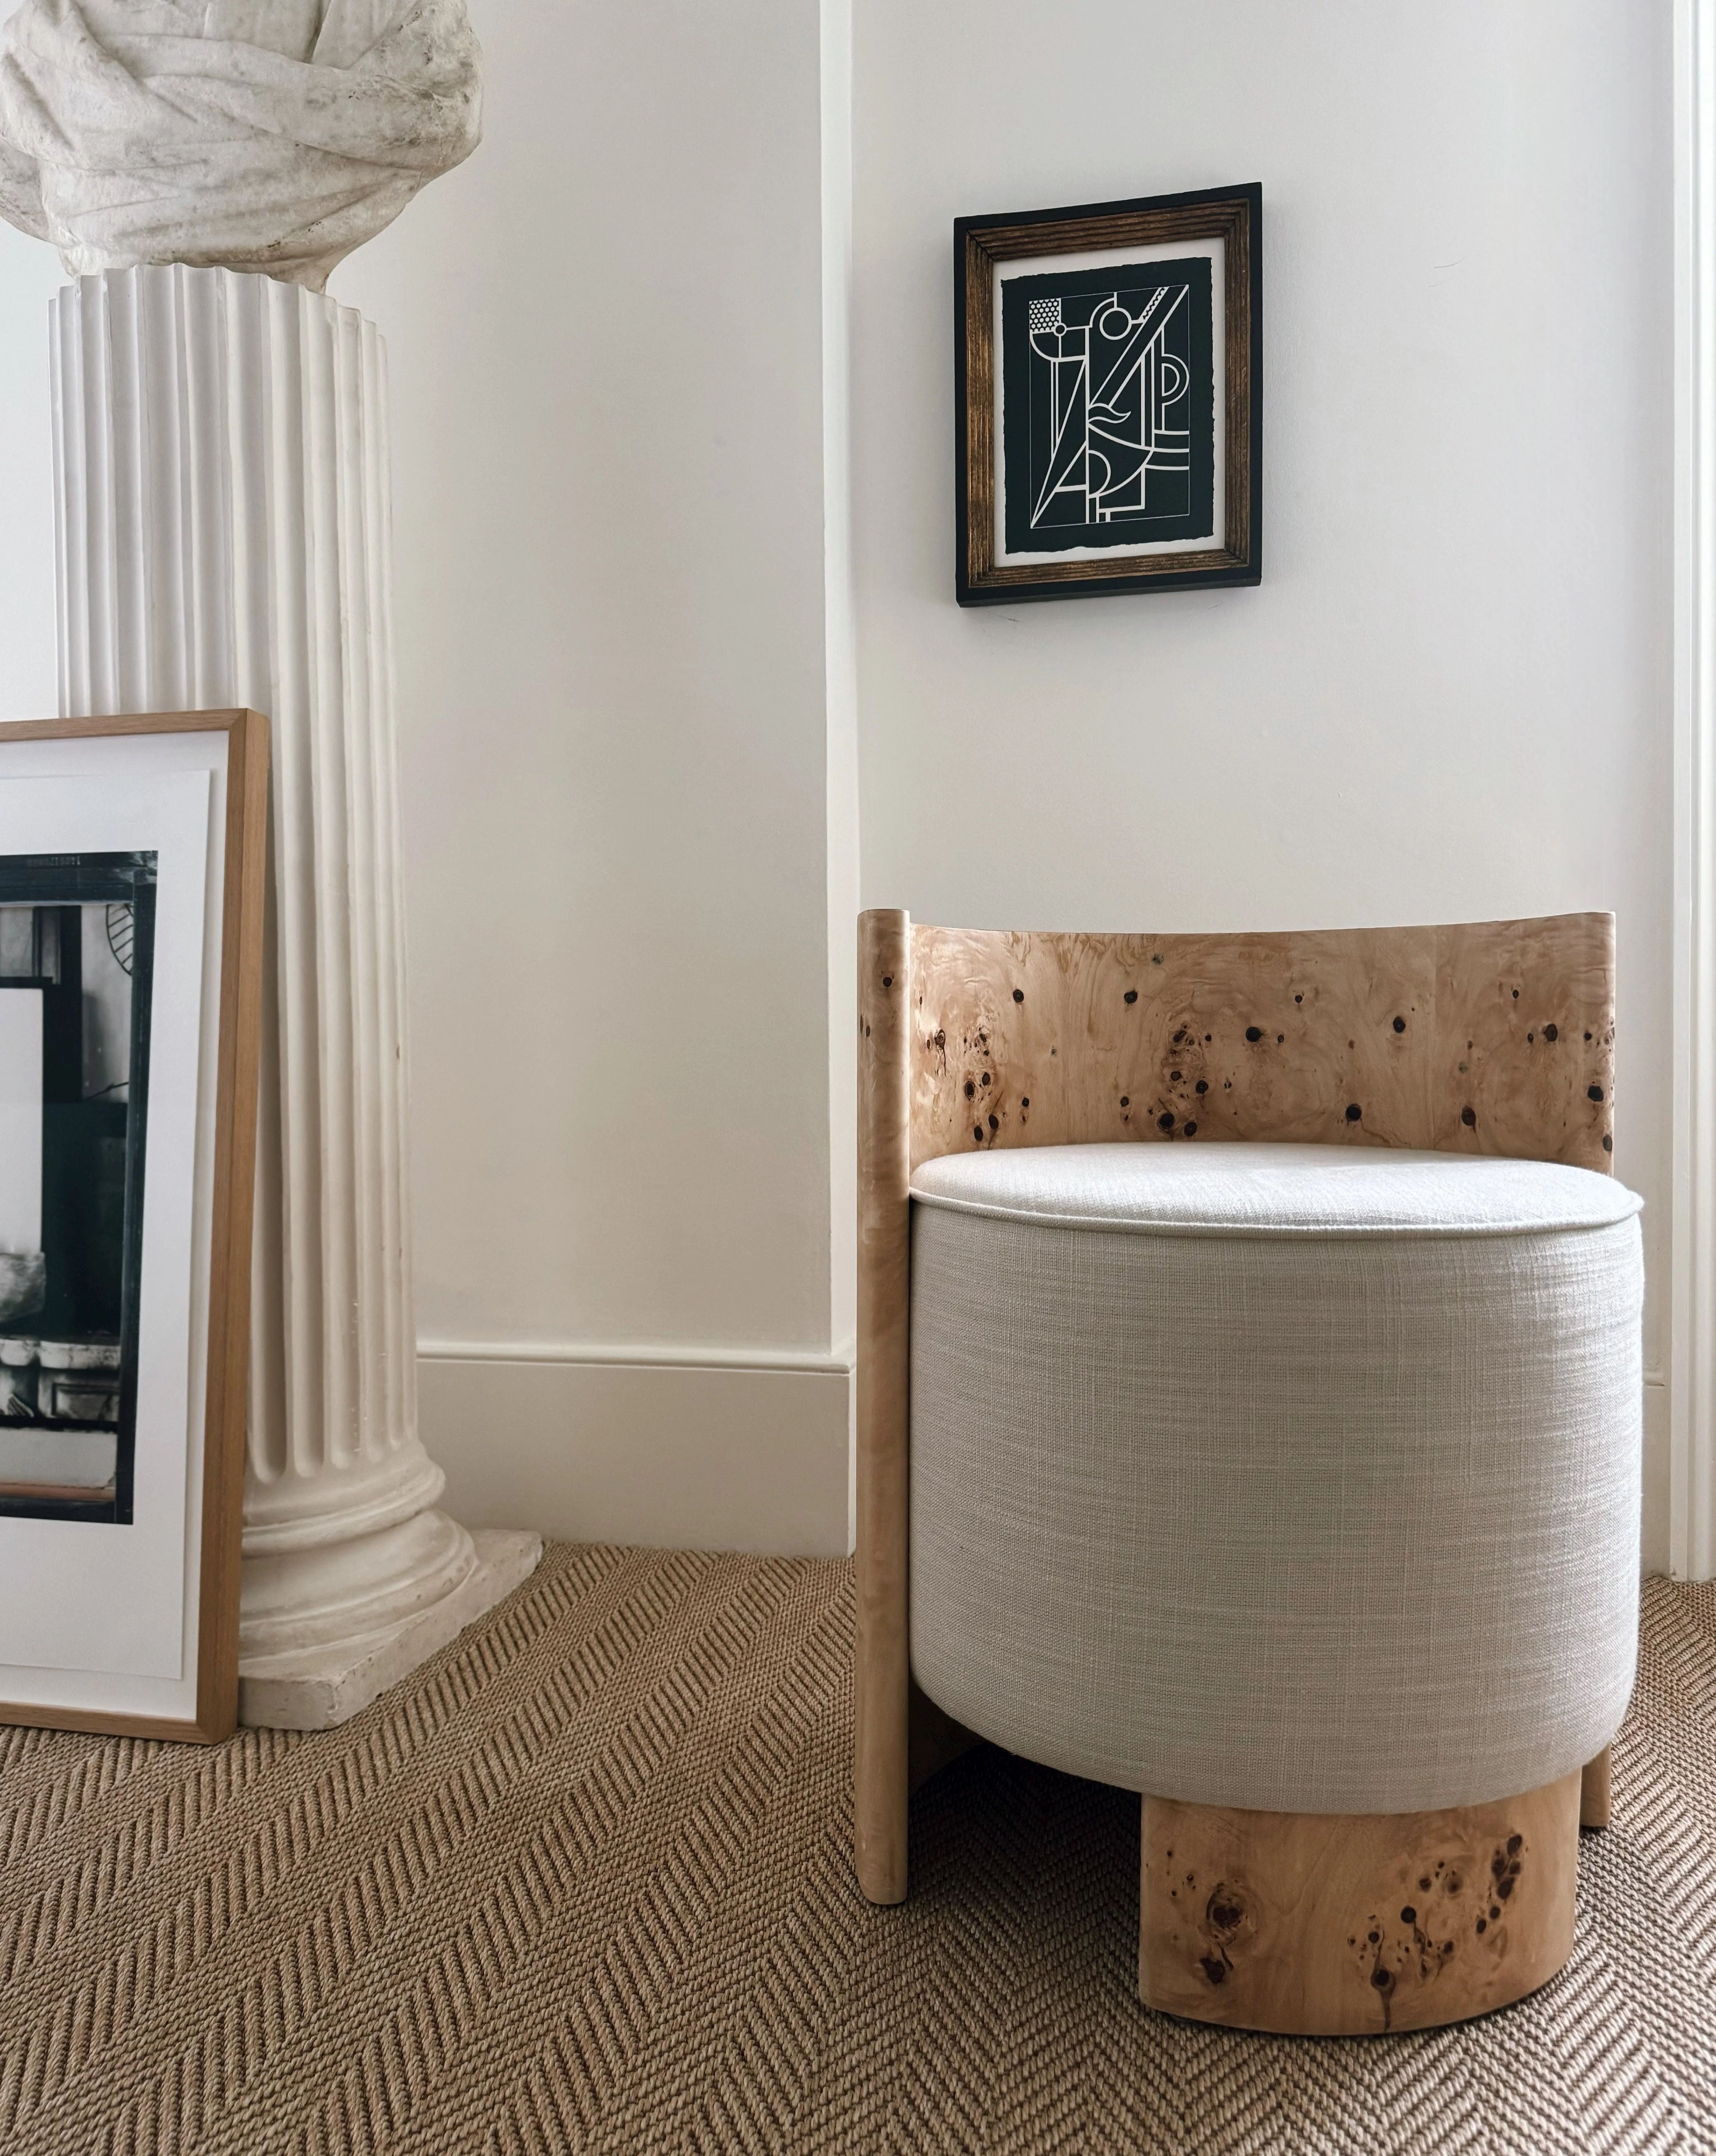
[908,1143,1644,1817]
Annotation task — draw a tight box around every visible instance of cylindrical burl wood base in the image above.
[1139,1770,1582,2034]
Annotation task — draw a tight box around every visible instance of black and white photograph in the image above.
[0,851,155,1524]
[956,183,1261,604]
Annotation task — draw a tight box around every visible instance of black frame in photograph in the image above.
[955,182,1262,605]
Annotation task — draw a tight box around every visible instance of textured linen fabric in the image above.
[910,1140,1643,1239]
[909,1143,1644,1813]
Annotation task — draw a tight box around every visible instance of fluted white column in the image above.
[52,265,539,1726]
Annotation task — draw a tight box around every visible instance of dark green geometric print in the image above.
[1001,255,1214,554]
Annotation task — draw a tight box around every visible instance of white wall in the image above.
[851,0,1675,1562]
[334,0,836,1348]
[334,0,854,1552]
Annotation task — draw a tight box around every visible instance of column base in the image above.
[1139,1769,1581,2034]
[239,1527,543,1731]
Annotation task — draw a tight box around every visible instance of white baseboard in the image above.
[417,1346,853,1559]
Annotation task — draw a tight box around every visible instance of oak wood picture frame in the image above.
[0,710,269,1744]
[955,182,1262,604]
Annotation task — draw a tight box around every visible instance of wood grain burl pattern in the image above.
[854,912,911,1905]
[1139,1771,1582,2035]
[909,917,1614,1174]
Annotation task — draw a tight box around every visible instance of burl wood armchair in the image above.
[854,911,1633,2036]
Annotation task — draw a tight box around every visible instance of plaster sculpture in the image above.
[0,0,481,288]
[51,264,541,1726]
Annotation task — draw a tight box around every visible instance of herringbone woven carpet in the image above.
[0,1549,1711,2156]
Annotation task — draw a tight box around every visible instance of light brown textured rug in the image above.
[0,1549,1711,2156]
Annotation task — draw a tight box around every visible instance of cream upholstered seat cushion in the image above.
[908,1142,1644,1815]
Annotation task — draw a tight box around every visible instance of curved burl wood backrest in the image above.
[854,910,1616,1905]
[909,916,1615,1171]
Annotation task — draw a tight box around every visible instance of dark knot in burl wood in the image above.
[1206,1887,1246,1936]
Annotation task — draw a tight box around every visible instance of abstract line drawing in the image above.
[1000,255,1214,558]
[1026,285,1191,528]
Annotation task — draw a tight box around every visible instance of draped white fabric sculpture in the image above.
[0,0,480,288]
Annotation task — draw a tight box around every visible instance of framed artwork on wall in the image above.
[955,182,1262,605]
[0,710,268,1742]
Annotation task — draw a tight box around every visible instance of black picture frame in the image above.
[955,182,1262,605]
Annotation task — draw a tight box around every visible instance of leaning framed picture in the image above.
[0,710,267,1741]
[955,182,1262,604]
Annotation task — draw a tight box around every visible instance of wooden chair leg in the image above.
[1139,1771,1581,2034]
[854,910,912,1904]
[1580,1745,1612,1830]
